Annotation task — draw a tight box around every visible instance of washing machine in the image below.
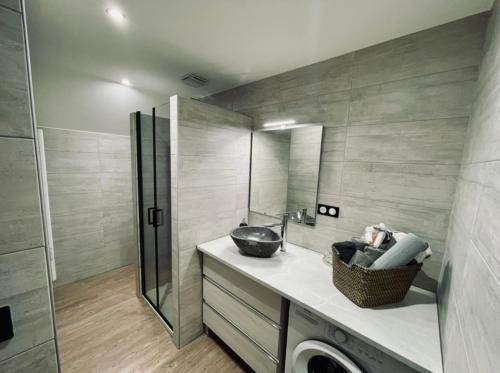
[285,302,418,373]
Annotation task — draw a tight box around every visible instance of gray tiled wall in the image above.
[0,341,58,372]
[287,126,322,215]
[203,13,488,288]
[0,1,58,370]
[41,127,134,286]
[0,3,31,137]
[170,96,252,347]
[250,131,290,215]
[438,2,500,372]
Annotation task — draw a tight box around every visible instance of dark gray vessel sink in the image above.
[230,226,282,258]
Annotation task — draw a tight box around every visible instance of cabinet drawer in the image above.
[203,255,281,324]
[203,278,280,357]
[203,303,277,373]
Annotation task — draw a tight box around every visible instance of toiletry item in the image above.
[370,233,428,270]
[362,223,390,248]
[379,233,396,251]
[239,218,248,227]
[372,229,386,248]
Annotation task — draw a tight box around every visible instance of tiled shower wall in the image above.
[0,0,57,370]
[42,127,135,286]
[170,96,252,347]
[438,1,500,372]
[203,13,488,286]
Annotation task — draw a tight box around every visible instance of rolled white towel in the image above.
[414,247,432,264]
[370,233,428,270]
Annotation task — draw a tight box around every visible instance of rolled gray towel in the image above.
[349,250,374,267]
[370,233,428,270]
[348,246,385,267]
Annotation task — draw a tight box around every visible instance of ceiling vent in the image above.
[181,73,208,88]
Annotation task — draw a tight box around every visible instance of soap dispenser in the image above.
[239,218,248,227]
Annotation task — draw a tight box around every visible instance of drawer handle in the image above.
[204,275,280,330]
[204,302,279,364]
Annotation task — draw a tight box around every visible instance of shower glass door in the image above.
[135,105,172,329]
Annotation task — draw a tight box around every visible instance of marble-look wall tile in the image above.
[251,131,290,215]
[47,173,100,194]
[0,341,58,373]
[0,247,53,361]
[336,196,450,241]
[53,230,107,286]
[49,192,102,215]
[98,134,130,154]
[202,13,487,292]
[99,152,131,173]
[352,14,487,89]
[349,67,477,125]
[1,7,57,370]
[346,118,467,164]
[438,3,500,372]
[42,127,99,152]
[0,6,31,138]
[0,0,21,12]
[341,162,460,209]
[0,138,43,254]
[279,53,353,99]
[51,211,103,238]
[321,127,347,162]
[42,127,134,286]
[287,126,322,214]
[45,150,100,173]
[456,243,500,372]
[172,96,252,347]
[440,293,470,373]
[471,186,500,279]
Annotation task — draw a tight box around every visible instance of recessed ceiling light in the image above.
[263,119,296,128]
[120,78,131,86]
[105,8,126,22]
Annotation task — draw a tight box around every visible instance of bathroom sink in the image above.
[230,226,282,258]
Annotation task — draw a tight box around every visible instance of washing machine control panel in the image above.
[327,325,385,367]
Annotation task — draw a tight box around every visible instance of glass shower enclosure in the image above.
[132,103,173,330]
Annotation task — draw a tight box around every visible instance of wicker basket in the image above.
[331,246,422,308]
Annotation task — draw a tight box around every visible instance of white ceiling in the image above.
[26,0,493,134]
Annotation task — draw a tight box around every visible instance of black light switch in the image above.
[0,306,14,342]
[317,203,340,218]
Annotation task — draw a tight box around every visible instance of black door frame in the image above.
[135,110,172,329]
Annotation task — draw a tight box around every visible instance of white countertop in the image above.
[197,236,443,373]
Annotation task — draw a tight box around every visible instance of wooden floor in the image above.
[54,265,245,373]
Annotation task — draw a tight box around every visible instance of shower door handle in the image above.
[148,207,162,227]
[153,209,163,227]
[148,207,155,225]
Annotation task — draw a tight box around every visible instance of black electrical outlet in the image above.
[317,204,340,218]
[0,306,14,342]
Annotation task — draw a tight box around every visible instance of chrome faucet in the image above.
[300,208,308,224]
[264,212,290,252]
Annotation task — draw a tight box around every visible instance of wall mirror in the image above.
[250,124,323,226]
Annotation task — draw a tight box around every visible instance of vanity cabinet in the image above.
[202,255,286,373]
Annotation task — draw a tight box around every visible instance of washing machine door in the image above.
[292,340,363,373]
